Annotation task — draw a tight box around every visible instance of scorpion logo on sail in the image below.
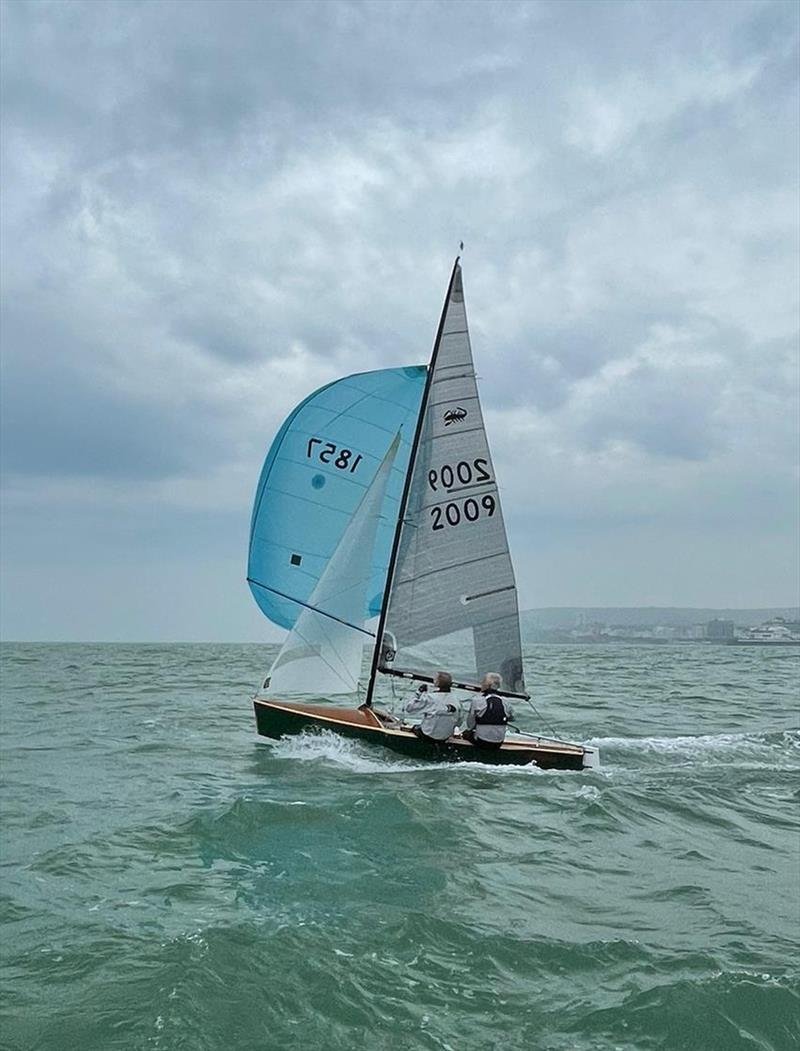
[443,406,468,426]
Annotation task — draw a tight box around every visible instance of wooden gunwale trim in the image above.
[254,699,383,729]
[253,699,585,756]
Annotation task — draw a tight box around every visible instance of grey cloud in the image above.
[1,0,798,638]
[170,310,269,365]
[1,0,534,163]
[579,360,720,461]
[0,306,222,479]
[481,309,678,408]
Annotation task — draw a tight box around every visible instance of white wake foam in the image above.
[260,730,561,776]
[586,729,799,761]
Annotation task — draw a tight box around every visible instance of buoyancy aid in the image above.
[474,694,510,725]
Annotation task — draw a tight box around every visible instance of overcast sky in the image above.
[1,0,798,642]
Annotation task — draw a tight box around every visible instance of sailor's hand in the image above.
[417,684,428,693]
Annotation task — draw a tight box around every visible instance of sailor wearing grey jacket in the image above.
[464,672,514,749]
[404,672,459,742]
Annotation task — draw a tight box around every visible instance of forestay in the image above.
[262,436,401,697]
[376,265,527,697]
[248,367,425,630]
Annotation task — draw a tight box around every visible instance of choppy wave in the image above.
[2,642,799,1051]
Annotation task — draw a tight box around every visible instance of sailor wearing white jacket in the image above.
[404,672,459,742]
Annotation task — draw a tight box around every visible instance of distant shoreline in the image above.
[2,607,799,646]
[524,636,800,646]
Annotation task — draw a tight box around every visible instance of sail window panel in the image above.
[387,626,477,682]
[387,620,523,696]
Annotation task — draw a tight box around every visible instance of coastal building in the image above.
[706,619,735,640]
[674,624,705,640]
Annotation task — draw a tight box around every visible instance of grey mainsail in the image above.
[373,263,527,698]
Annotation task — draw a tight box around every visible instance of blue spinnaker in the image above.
[248,366,426,630]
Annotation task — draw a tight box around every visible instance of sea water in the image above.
[1,642,798,1050]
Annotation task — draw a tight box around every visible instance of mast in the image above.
[363,256,461,708]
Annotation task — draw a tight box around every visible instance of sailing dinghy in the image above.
[248,260,598,771]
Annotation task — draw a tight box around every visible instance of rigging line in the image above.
[522,696,559,739]
[246,578,376,638]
